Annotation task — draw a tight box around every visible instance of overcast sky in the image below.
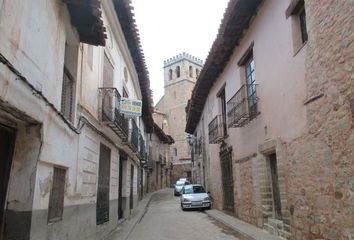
[131,0,229,104]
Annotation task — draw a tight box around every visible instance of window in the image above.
[286,0,308,52]
[174,148,177,156]
[48,167,66,223]
[196,68,200,78]
[103,53,114,87]
[174,91,176,99]
[96,143,111,225]
[176,66,180,78]
[61,67,75,121]
[169,69,173,80]
[61,42,78,122]
[217,86,227,136]
[245,56,257,115]
[189,66,193,77]
[298,7,308,43]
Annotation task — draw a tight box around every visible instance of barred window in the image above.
[48,167,66,223]
[61,41,78,122]
[61,67,74,122]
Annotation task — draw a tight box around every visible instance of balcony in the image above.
[208,115,225,144]
[128,118,139,152]
[227,84,259,128]
[99,88,128,140]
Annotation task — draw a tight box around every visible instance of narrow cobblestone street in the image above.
[124,189,241,240]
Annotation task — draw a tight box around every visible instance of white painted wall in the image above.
[0,1,150,238]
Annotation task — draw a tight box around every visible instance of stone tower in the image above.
[154,52,203,182]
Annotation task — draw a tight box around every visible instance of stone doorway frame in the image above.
[257,139,292,239]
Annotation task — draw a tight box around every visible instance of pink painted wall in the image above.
[199,0,307,159]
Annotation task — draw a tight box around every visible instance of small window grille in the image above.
[189,66,193,77]
[48,167,66,223]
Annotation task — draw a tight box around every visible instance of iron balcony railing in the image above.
[99,88,128,140]
[208,115,225,144]
[129,119,139,152]
[227,84,259,128]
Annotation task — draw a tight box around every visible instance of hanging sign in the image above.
[120,98,142,117]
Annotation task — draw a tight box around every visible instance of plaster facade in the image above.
[0,1,157,239]
[187,0,354,239]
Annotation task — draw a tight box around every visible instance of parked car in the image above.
[174,180,190,196]
[180,184,211,210]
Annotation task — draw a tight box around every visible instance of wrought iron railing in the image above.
[99,88,128,140]
[129,118,139,152]
[208,115,225,144]
[227,84,259,128]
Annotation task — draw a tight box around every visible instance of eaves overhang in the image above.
[153,122,174,144]
[185,0,264,134]
[65,0,107,46]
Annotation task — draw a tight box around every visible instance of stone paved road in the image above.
[126,188,240,240]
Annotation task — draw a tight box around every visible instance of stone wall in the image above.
[286,1,354,239]
[170,163,192,184]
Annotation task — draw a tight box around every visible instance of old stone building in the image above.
[0,0,168,239]
[186,0,354,239]
[155,53,203,183]
[145,123,174,191]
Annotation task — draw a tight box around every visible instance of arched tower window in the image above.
[189,66,193,77]
[176,66,180,78]
[169,69,173,80]
[196,68,200,78]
